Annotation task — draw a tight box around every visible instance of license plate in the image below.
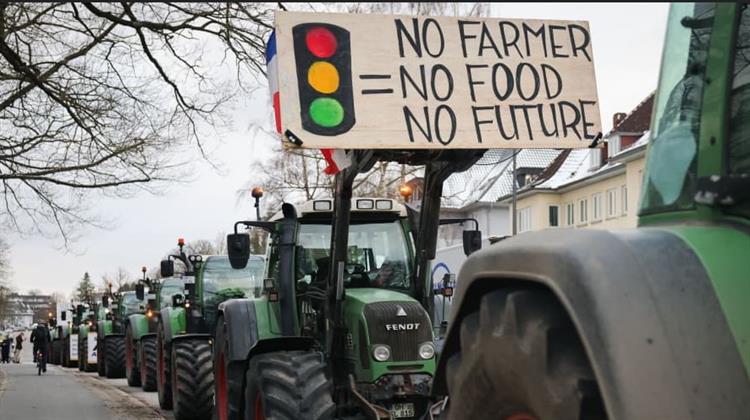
[391,402,415,418]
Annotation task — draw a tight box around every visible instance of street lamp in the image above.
[251,187,264,221]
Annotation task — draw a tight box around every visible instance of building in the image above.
[3,293,56,327]
[403,149,562,247]
[499,94,654,233]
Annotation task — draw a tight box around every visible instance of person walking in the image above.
[1,334,11,363]
[30,323,51,373]
[13,332,23,363]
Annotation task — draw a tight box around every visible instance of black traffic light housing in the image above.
[293,23,355,136]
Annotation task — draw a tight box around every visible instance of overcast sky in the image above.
[5,3,670,298]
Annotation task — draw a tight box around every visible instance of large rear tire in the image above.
[213,317,245,420]
[445,289,607,420]
[78,336,85,372]
[140,336,157,392]
[105,336,126,378]
[156,322,173,409]
[126,327,141,387]
[97,337,106,377]
[171,338,214,420]
[244,351,335,420]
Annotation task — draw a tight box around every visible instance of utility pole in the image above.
[512,149,517,235]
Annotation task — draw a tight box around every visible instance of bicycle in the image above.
[36,350,46,375]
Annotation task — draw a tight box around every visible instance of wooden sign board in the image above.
[272,11,601,149]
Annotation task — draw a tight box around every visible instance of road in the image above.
[0,333,172,420]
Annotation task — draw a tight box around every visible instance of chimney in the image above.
[613,112,627,130]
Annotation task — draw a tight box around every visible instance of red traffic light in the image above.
[305,27,337,58]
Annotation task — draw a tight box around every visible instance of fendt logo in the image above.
[385,323,420,331]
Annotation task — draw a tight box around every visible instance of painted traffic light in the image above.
[293,23,355,136]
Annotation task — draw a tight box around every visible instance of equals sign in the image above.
[359,74,393,95]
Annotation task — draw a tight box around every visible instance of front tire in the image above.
[126,327,141,387]
[97,337,106,377]
[156,322,173,409]
[105,336,126,378]
[171,338,214,420]
[140,336,157,392]
[244,351,334,420]
[445,289,607,420]
[214,317,245,420]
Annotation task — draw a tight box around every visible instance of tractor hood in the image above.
[344,288,435,382]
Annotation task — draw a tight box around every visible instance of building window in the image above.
[621,185,628,215]
[518,208,532,233]
[592,193,602,221]
[566,202,575,226]
[607,188,617,218]
[579,199,588,224]
[608,135,621,157]
[548,205,559,227]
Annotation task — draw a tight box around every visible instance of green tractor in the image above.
[431,3,750,419]
[126,267,185,392]
[155,238,266,420]
[76,304,103,372]
[61,306,84,368]
[96,288,145,379]
[216,194,470,419]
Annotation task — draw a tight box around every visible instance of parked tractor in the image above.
[96,288,144,379]
[76,304,102,372]
[217,195,470,419]
[155,237,265,420]
[126,267,185,392]
[431,4,750,419]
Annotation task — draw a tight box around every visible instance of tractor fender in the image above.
[218,299,259,363]
[160,307,186,346]
[219,299,316,363]
[434,228,750,419]
[128,314,150,341]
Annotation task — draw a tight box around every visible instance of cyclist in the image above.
[30,322,50,374]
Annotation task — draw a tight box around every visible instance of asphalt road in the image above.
[0,359,170,420]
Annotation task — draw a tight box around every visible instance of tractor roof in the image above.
[270,197,406,221]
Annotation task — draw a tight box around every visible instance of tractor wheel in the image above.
[156,322,173,409]
[140,336,157,392]
[126,327,141,387]
[78,337,85,372]
[445,289,608,420]
[213,316,245,420]
[97,337,106,377]
[171,338,214,420]
[51,341,59,365]
[62,338,69,367]
[105,336,126,378]
[244,351,334,420]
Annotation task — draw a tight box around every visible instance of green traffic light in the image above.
[309,97,344,127]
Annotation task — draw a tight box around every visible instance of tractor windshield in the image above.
[295,221,413,292]
[202,255,266,301]
[159,278,185,309]
[120,293,142,316]
[640,3,714,214]
[728,4,750,218]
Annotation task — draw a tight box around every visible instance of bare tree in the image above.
[0,3,277,244]
[101,266,132,292]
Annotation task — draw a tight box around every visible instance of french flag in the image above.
[266,31,282,134]
[266,31,351,176]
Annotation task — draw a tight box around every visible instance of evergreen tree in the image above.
[75,272,96,304]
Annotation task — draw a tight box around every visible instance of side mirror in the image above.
[172,294,185,307]
[160,260,174,278]
[101,296,110,308]
[61,312,66,321]
[227,233,251,269]
[135,284,145,301]
[463,230,482,256]
[76,305,84,318]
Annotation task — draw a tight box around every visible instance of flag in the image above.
[266,31,281,134]
[321,149,352,175]
[266,32,351,175]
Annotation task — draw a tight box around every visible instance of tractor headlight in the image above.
[372,345,391,362]
[418,342,435,360]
